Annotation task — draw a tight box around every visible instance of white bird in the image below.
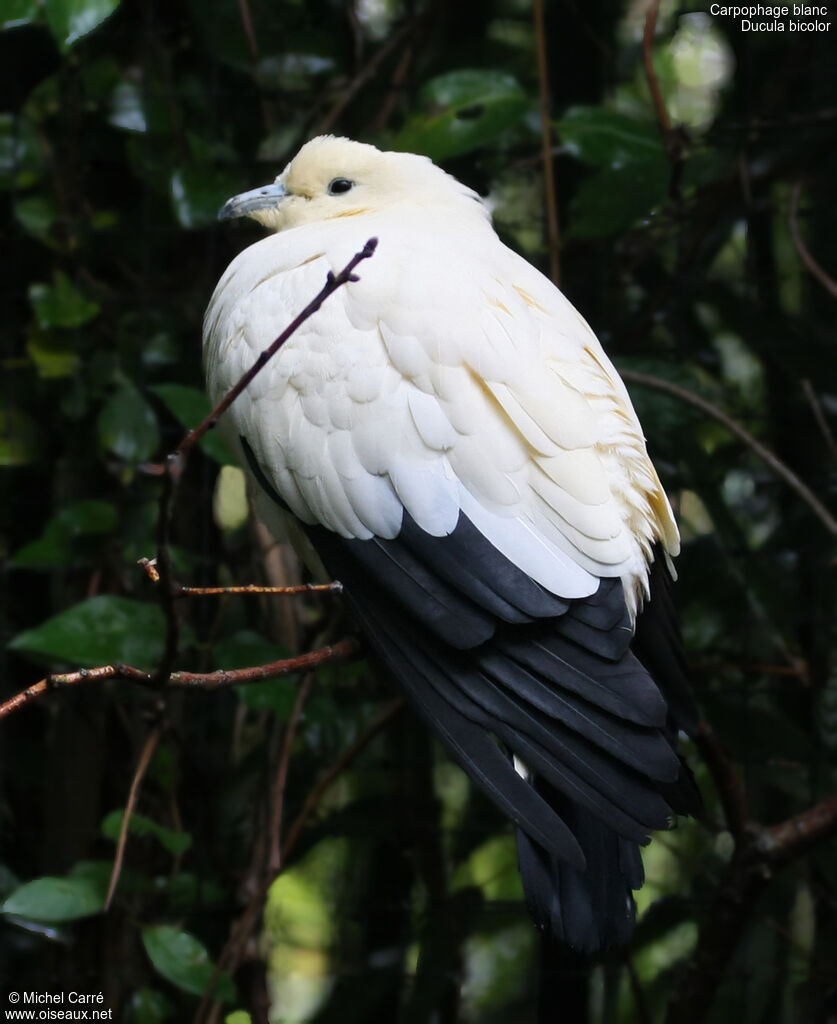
[204,135,700,951]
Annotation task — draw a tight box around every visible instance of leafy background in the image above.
[1,0,836,1021]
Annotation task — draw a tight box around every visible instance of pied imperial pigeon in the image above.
[203,135,700,952]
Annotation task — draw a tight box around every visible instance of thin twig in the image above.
[137,240,376,686]
[315,23,414,136]
[194,696,404,1024]
[280,696,405,863]
[139,557,342,597]
[643,0,671,140]
[694,721,748,839]
[144,239,377,479]
[0,640,361,720]
[621,368,837,536]
[269,673,315,872]
[106,727,162,909]
[643,0,684,198]
[665,792,837,1024]
[801,379,837,462]
[533,0,561,286]
[789,182,837,298]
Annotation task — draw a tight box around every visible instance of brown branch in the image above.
[314,22,415,136]
[106,726,162,909]
[801,379,837,462]
[665,792,837,1024]
[642,0,671,139]
[789,182,837,299]
[642,0,684,199]
[280,696,404,863]
[694,721,748,839]
[533,0,561,286]
[194,696,404,1024]
[0,640,361,720]
[145,239,377,478]
[268,673,315,873]
[138,557,342,597]
[136,239,376,687]
[620,368,837,536]
[760,793,837,867]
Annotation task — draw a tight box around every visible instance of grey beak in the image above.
[218,182,287,221]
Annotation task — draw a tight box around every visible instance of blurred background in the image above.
[1,0,836,1021]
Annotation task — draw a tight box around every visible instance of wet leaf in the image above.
[10,499,117,567]
[101,809,192,855]
[394,69,529,161]
[142,925,236,1001]
[29,271,101,329]
[44,0,121,51]
[126,989,174,1024]
[1,0,41,30]
[170,164,242,230]
[98,383,160,463]
[1,875,106,922]
[8,595,167,668]
[150,383,233,463]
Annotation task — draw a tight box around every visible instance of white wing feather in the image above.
[204,208,678,611]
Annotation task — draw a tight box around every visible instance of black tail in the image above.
[517,780,644,952]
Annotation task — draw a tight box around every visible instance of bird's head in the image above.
[219,135,488,232]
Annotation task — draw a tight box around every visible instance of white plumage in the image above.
[204,136,698,950]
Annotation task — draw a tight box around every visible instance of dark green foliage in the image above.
[1,1,835,1021]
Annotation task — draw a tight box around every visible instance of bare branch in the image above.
[642,0,685,198]
[533,0,561,286]
[0,640,361,720]
[194,696,404,1024]
[789,182,837,299]
[666,792,837,1024]
[269,673,315,873]
[138,557,342,597]
[106,727,162,909]
[621,368,837,536]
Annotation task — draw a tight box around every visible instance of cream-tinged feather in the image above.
[204,136,678,615]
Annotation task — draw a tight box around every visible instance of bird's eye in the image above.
[327,177,354,196]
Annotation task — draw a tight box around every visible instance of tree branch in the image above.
[0,640,361,720]
[665,793,837,1024]
[533,0,561,286]
[621,368,837,536]
[789,182,837,299]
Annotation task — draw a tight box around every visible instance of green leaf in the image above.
[127,988,174,1024]
[101,809,192,855]
[214,631,297,717]
[28,271,101,329]
[0,113,43,190]
[394,69,529,161]
[1,0,41,30]
[150,383,233,463]
[1,875,105,922]
[27,330,82,379]
[44,0,121,51]
[142,925,236,1001]
[98,384,160,463]
[566,158,669,238]
[15,194,59,245]
[170,164,243,230]
[0,402,41,466]
[557,106,670,238]
[8,595,167,668]
[11,499,117,567]
[556,105,664,167]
